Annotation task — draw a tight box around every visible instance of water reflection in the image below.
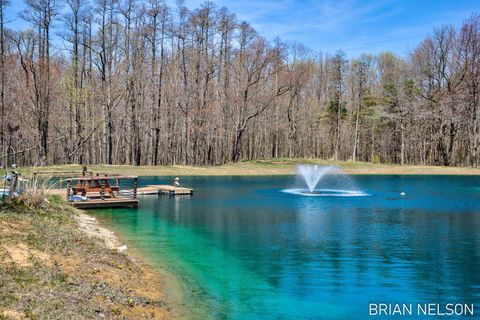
[95,175,480,319]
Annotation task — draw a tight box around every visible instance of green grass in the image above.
[17,158,480,177]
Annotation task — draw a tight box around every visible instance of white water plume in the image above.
[287,164,369,197]
[296,165,337,193]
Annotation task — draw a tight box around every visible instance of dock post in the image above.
[32,172,37,193]
[133,177,138,199]
[66,180,71,202]
[101,178,105,200]
[8,173,18,199]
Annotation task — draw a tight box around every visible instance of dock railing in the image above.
[33,170,94,188]
[65,175,139,209]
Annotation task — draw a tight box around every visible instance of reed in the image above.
[16,175,61,206]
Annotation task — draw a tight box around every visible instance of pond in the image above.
[93,175,480,319]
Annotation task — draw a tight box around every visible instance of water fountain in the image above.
[282,164,369,197]
[297,165,336,193]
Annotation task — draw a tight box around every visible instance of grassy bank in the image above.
[21,158,480,176]
[0,196,183,319]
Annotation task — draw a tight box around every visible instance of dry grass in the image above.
[19,158,480,177]
[0,197,186,319]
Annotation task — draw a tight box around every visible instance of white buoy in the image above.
[400,192,405,196]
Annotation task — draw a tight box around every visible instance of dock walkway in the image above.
[47,188,139,209]
[135,185,193,195]
[43,169,192,209]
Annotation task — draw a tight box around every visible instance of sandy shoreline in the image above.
[75,213,129,252]
[0,198,193,319]
[74,212,193,319]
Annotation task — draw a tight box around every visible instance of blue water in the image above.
[93,175,480,319]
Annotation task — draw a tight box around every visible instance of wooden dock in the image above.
[47,188,139,209]
[41,168,192,209]
[136,185,193,196]
[70,198,139,209]
[42,174,141,209]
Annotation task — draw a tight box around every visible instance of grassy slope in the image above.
[0,196,181,320]
[20,158,480,176]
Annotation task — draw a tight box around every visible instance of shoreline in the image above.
[82,212,214,320]
[21,159,480,177]
[0,197,189,319]
[75,212,194,320]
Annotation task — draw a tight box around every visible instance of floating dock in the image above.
[41,167,193,209]
[44,175,141,209]
[49,184,192,209]
[70,198,139,209]
[47,188,139,209]
[135,185,194,196]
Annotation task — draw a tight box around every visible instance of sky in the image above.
[4,0,479,57]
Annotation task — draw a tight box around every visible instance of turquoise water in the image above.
[93,175,480,319]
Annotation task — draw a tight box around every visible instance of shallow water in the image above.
[93,175,480,319]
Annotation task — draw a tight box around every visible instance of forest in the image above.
[0,0,479,167]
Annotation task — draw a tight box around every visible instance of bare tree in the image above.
[21,0,58,164]
[230,34,290,161]
[0,2,478,168]
[351,54,374,161]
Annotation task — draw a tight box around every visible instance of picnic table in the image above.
[71,176,120,198]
